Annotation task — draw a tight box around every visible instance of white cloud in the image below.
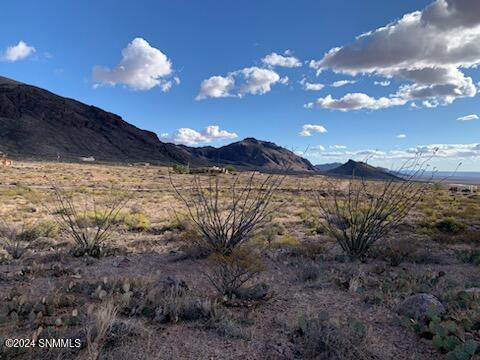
[300,78,325,91]
[2,41,36,62]
[196,75,235,100]
[309,143,480,161]
[306,93,407,111]
[330,145,347,149]
[262,52,301,68]
[331,80,357,87]
[374,80,391,87]
[309,0,480,110]
[457,114,479,121]
[161,125,238,146]
[299,124,328,136]
[196,66,284,100]
[93,38,175,91]
[279,76,289,85]
[236,67,281,96]
[396,134,407,139]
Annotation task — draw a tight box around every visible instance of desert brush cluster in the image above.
[0,161,479,359]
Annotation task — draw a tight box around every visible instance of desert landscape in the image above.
[0,161,479,359]
[1,1,480,359]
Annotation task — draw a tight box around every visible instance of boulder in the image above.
[397,293,445,321]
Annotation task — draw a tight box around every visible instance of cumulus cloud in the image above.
[262,52,301,68]
[161,125,238,146]
[330,145,347,149]
[306,93,407,111]
[1,41,35,62]
[457,114,479,121]
[236,67,281,96]
[331,80,357,87]
[299,78,324,91]
[299,124,328,136]
[396,134,407,139]
[93,38,175,91]
[196,76,235,100]
[309,0,480,110]
[196,66,284,100]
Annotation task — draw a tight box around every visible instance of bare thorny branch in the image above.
[46,183,131,256]
[314,155,436,258]
[170,171,286,254]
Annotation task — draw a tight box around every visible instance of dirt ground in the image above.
[0,161,479,359]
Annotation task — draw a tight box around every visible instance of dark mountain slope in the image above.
[314,162,343,172]
[0,76,314,171]
[191,138,316,171]
[0,76,196,164]
[327,159,402,180]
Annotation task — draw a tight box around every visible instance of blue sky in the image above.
[0,0,479,170]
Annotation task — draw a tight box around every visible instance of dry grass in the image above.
[0,161,478,359]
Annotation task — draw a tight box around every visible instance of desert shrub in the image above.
[86,301,118,360]
[376,238,418,266]
[48,184,130,257]
[298,264,321,282]
[314,157,431,258]
[259,222,286,246]
[296,311,372,359]
[172,164,190,174]
[170,172,284,254]
[435,218,466,234]
[121,212,150,232]
[21,220,59,241]
[272,233,300,248]
[203,247,265,298]
[205,311,252,339]
[300,210,325,234]
[0,222,29,259]
[225,165,236,173]
[456,249,480,265]
[434,230,480,245]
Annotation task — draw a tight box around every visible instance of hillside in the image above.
[314,162,342,172]
[191,138,316,171]
[0,76,314,171]
[326,159,402,180]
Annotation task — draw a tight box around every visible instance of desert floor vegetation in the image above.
[0,161,479,359]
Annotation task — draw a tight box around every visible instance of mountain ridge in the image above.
[326,159,402,180]
[0,75,314,172]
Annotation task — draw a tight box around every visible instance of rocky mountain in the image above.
[191,138,316,171]
[314,162,343,172]
[326,159,402,180]
[0,76,314,172]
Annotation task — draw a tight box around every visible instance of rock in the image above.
[397,293,445,321]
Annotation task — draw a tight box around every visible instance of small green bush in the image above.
[435,218,466,234]
[225,165,236,173]
[456,249,480,265]
[21,220,59,241]
[122,212,150,232]
[172,164,190,174]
